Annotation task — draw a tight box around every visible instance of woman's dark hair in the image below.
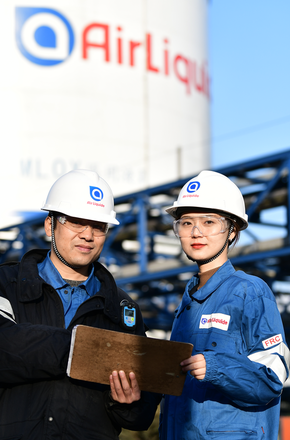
[229,221,241,248]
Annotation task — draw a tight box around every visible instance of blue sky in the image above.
[208,1,290,169]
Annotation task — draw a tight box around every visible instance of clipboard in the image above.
[67,325,193,396]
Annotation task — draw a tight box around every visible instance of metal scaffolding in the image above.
[0,149,289,332]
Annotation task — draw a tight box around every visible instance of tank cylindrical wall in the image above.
[0,0,210,218]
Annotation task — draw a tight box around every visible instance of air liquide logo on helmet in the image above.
[88,186,105,208]
[199,313,230,331]
[15,7,74,66]
[183,181,200,198]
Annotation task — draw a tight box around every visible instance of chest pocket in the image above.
[194,330,236,354]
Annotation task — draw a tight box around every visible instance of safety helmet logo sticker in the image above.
[15,7,75,66]
[187,181,200,193]
[90,186,104,202]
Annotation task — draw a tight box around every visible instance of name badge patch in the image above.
[199,313,230,331]
[262,334,282,349]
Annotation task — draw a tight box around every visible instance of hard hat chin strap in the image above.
[51,214,77,269]
[187,224,235,267]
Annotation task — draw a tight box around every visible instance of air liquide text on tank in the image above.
[0,0,210,220]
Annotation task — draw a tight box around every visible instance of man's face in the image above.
[45,215,106,274]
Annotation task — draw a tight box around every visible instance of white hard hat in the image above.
[41,169,119,225]
[166,170,248,230]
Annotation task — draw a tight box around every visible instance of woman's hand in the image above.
[180,354,206,380]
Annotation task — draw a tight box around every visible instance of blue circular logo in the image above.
[201,318,208,325]
[187,181,200,193]
[90,186,104,202]
[15,7,74,66]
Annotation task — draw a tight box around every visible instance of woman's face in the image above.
[178,213,235,270]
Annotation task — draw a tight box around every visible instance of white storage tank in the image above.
[0,0,210,222]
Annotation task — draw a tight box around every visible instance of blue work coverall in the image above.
[159,260,290,439]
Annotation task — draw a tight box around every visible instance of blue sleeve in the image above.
[202,286,290,407]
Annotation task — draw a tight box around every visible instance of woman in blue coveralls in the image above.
[159,170,290,440]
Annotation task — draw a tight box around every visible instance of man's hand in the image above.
[109,370,141,404]
[180,354,206,380]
